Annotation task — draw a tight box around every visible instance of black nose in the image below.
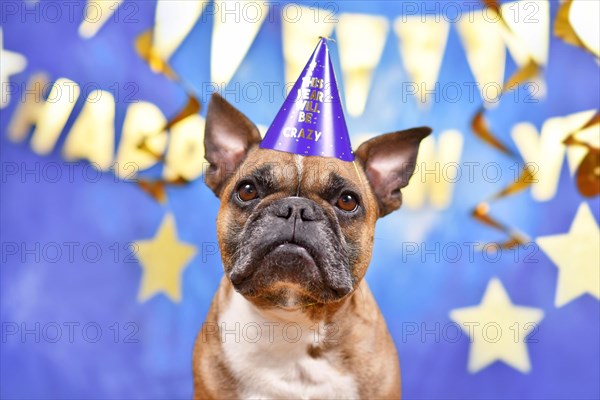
[273,197,321,222]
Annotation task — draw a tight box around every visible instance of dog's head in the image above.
[204,93,430,309]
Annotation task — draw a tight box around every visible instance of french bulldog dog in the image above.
[193,93,430,399]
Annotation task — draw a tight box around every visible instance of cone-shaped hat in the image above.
[260,38,354,161]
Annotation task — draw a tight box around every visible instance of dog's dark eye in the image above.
[336,192,358,212]
[237,183,258,202]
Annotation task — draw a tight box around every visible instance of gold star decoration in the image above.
[450,278,544,374]
[536,202,600,307]
[134,213,197,302]
[0,27,27,109]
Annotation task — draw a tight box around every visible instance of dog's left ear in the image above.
[204,93,262,196]
[355,127,431,217]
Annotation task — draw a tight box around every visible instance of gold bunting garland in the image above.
[128,0,596,209]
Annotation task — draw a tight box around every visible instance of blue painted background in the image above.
[1,1,599,398]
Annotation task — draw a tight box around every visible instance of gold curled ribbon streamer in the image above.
[469,1,543,249]
[135,29,179,80]
[491,165,536,201]
[472,108,515,157]
[472,203,528,250]
[502,59,540,92]
[471,164,535,249]
[563,112,600,197]
[575,149,600,197]
[133,29,202,201]
[471,59,541,157]
[481,0,500,14]
[554,0,600,58]
[138,177,189,204]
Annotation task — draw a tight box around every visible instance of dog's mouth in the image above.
[268,242,317,263]
[229,240,319,285]
[228,239,351,305]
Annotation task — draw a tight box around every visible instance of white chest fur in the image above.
[218,291,359,400]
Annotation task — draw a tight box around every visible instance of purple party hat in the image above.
[260,38,354,161]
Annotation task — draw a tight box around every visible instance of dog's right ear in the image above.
[204,93,262,196]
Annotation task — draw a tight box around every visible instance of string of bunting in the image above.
[131,1,598,210]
